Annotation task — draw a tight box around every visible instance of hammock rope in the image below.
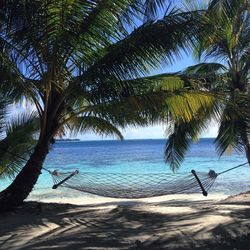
[46,164,234,198]
[50,170,209,198]
[0,146,248,198]
[47,161,249,198]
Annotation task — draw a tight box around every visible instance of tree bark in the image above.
[0,141,50,212]
[244,140,250,164]
[241,131,250,164]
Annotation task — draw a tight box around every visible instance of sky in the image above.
[12,0,219,141]
[80,123,218,141]
[13,39,216,141]
[76,53,219,141]
[79,0,219,141]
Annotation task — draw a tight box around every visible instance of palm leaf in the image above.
[82,9,202,81]
[67,116,124,140]
[165,117,209,171]
[215,94,250,156]
[0,98,8,136]
[165,121,196,172]
[0,112,39,179]
[184,62,226,75]
[164,101,221,171]
[143,0,172,22]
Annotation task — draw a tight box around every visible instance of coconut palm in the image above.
[0,0,215,211]
[165,0,250,170]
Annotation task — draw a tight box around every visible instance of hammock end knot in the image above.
[202,190,208,196]
[51,170,60,176]
[52,184,58,189]
[208,170,218,178]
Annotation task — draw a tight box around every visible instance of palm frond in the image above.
[74,73,185,106]
[195,0,250,62]
[82,9,202,81]
[0,112,39,179]
[164,87,223,171]
[143,0,172,22]
[165,115,211,171]
[182,62,229,90]
[215,94,250,156]
[0,98,8,136]
[165,122,195,172]
[67,116,124,140]
[165,90,216,122]
[184,62,227,75]
[0,38,39,104]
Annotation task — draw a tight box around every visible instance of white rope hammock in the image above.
[1,147,248,198]
[48,162,249,198]
[50,170,217,198]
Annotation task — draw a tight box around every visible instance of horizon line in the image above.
[56,137,216,142]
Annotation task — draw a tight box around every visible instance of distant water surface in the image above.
[1,139,249,198]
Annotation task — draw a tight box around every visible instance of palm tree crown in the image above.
[165,0,250,170]
[0,0,214,210]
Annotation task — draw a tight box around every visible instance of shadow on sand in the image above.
[0,198,249,250]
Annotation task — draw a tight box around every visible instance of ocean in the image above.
[1,139,250,199]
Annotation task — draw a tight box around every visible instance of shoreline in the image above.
[27,192,228,206]
[1,191,249,249]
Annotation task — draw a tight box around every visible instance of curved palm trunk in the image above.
[0,141,50,212]
[245,146,250,164]
[243,137,250,164]
[241,130,250,164]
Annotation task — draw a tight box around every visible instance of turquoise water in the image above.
[1,139,250,197]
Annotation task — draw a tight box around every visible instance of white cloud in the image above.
[122,125,166,139]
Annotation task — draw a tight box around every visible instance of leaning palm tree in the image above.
[165,0,250,170]
[0,0,214,211]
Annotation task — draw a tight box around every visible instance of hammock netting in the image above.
[0,146,247,198]
[50,170,218,198]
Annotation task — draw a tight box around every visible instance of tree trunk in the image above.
[0,141,50,212]
[244,140,250,164]
[241,131,250,164]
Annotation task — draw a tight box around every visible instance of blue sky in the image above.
[13,0,218,141]
[77,53,219,141]
[79,1,218,141]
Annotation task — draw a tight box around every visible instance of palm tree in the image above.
[165,0,250,170]
[0,0,214,211]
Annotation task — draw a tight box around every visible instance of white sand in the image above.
[29,192,227,205]
[0,192,250,250]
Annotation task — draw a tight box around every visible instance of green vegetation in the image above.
[164,0,250,170]
[0,0,249,211]
[0,0,212,211]
[0,108,39,179]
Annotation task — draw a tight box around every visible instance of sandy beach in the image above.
[1,1,250,249]
[0,192,249,250]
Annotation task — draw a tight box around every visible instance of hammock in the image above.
[1,147,248,198]
[47,162,249,198]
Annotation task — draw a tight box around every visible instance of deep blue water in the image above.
[1,139,250,197]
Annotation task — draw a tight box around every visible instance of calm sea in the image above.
[1,139,250,198]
